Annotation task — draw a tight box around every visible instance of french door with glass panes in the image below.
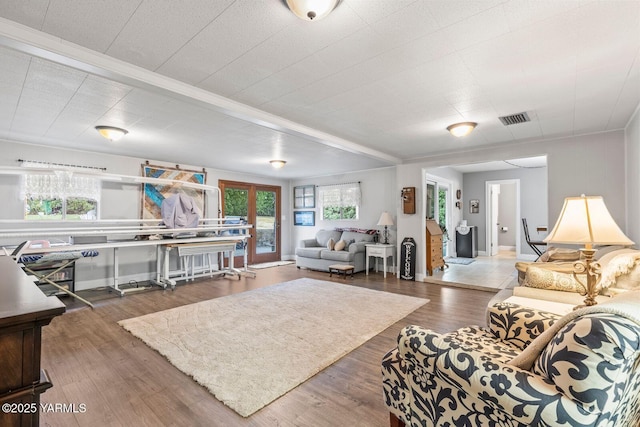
[426,178,451,257]
[219,180,281,266]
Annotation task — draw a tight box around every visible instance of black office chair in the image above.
[522,218,546,257]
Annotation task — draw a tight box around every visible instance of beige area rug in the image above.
[118,278,428,417]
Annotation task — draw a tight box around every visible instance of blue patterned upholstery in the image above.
[382,295,640,426]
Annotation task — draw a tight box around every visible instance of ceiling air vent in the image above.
[499,112,530,126]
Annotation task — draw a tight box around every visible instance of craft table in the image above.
[0,219,255,298]
[7,235,251,297]
[165,241,244,285]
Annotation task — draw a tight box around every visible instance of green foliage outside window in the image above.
[26,198,62,219]
[438,189,448,240]
[438,189,446,224]
[25,197,97,220]
[256,191,275,216]
[224,189,275,217]
[224,189,249,217]
[67,198,97,215]
[322,205,356,220]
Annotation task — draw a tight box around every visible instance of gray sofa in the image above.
[295,229,376,272]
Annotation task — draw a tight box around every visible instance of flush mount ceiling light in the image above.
[285,0,340,21]
[95,126,128,142]
[270,160,287,169]
[446,122,477,137]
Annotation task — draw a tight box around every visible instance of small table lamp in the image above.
[377,211,394,244]
[544,195,633,307]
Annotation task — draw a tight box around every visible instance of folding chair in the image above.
[522,218,546,258]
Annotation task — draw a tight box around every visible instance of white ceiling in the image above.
[0,1,637,179]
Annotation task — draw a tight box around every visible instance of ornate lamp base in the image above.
[572,248,601,309]
[382,226,390,244]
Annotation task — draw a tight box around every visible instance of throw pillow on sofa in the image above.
[598,249,640,289]
[327,238,335,250]
[334,240,346,251]
[524,266,584,293]
[314,230,342,247]
[546,247,581,262]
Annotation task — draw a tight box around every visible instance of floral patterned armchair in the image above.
[382,292,640,427]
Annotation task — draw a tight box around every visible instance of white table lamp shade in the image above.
[377,211,394,226]
[544,195,633,246]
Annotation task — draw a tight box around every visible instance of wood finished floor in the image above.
[40,265,497,427]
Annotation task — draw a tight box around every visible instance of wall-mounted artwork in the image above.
[469,199,480,214]
[294,185,315,208]
[294,210,315,226]
[141,163,207,220]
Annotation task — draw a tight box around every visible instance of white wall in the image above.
[399,130,627,280]
[0,139,291,290]
[626,106,640,245]
[290,167,397,249]
[546,132,627,228]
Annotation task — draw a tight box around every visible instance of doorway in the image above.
[219,180,281,265]
[484,179,520,257]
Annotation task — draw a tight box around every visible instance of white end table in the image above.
[365,243,395,278]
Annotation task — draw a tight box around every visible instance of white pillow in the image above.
[334,240,346,251]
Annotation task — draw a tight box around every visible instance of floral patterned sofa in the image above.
[382,291,640,427]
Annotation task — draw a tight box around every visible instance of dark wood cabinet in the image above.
[0,257,65,427]
[426,220,445,275]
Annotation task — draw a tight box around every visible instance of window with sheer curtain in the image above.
[318,182,361,220]
[21,162,101,220]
